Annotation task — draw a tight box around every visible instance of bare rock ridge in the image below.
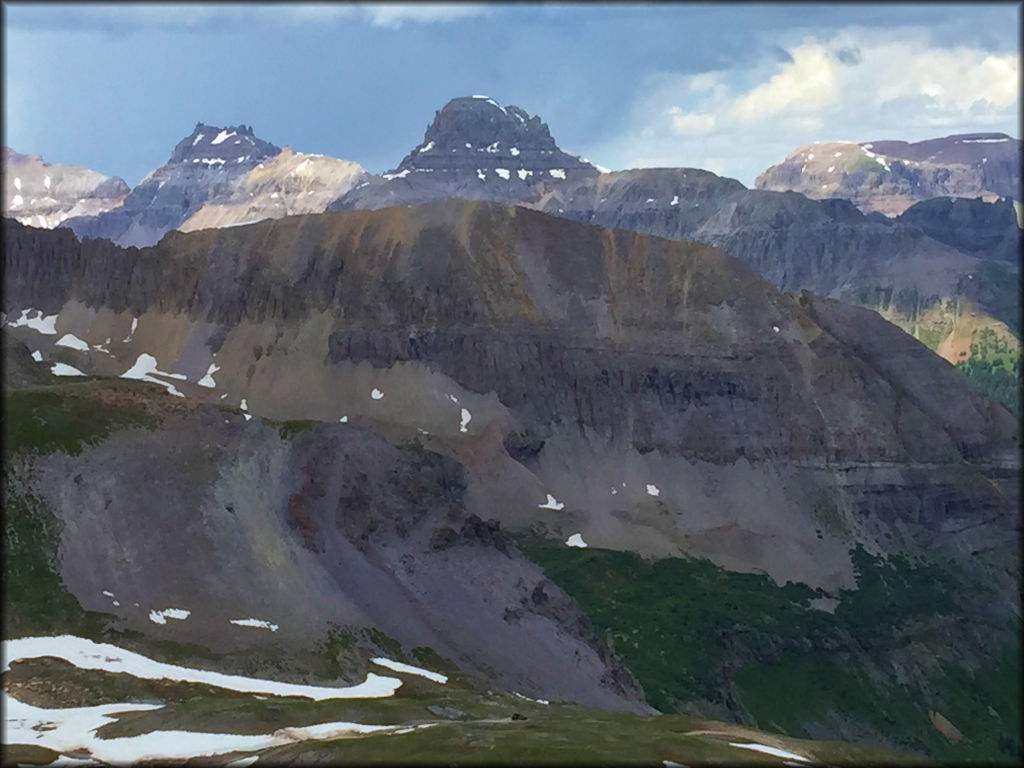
[178,146,369,233]
[60,123,369,247]
[3,203,1017,595]
[327,102,1019,348]
[3,202,1018,731]
[2,147,130,228]
[331,96,599,210]
[755,133,1021,215]
[63,123,281,247]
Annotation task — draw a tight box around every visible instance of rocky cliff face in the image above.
[178,146,368,233]
[62,123,282,247]
[329,103,1020,363]
[2,147,129,228]
[755,134,1021,215]
[331,96,599,210]
[3,205,1016,589]
[4,204,1018,751]
[895,196,1020,263]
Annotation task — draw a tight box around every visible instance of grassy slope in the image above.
[523,540,1021,764]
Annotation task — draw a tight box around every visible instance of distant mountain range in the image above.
[755,133,1021,215]
[57,124,367,248]
[3,100,1021,763]
[3,100,1019,372]
[2,147,130,228]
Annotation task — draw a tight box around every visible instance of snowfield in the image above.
[3,636,403,700]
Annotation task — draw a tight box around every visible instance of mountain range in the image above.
[2,96,1021,764]
[755,133,1021,216]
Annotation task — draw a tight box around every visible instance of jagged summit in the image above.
[330,96,598,210]
[167,122,279,167]
[389,95,594,178]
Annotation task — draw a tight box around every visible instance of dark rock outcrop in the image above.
[895,196,1020,263]
[331,96,598,210]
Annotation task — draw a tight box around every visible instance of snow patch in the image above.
[517,169,533,180]
[31,350,43,362]
[148,608,190,624]
[477,169,486,181]
[961,137,1009,143]
[548,168,566,179]
[198,362,220,388]
[382,169,410,180]
[418,141,435,153]
[44,175,51,190]
[11,194,23,207]
[566,533,587,548]
[230,618,278,632]
[3,635,401,700]
[460,408,472,433]
[14,177,21,191]
[486,142,500,153]
[371,657,448,684]
[9,308,59,335]
[371,388,384,400]
[494,168,510,180]
[192,133,204,146]
[670,195,679,206]
[120,353,185,397]
[646,484,660,496]
[56,333,90,352]
[339,416,348,423]
[827,165,835,173]
[102,591,114,598]
[509,147,520,156]
[51,363,85,377]
[211,130,237,145]
[539,494,565,510]
[729,743,810,762]
[512,691,550,705]
[833,151,843,157]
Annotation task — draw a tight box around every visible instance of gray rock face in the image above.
[895,196,1020,263]
[326,100,1019,338]
[63,123,281,247]
[2,147,130,228]
[755,134,1021,215]
[27,411,649,712]
[331,96,598,210]
[532,168,1019,333]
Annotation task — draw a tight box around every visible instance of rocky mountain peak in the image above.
[331,96,599,210]
[388,95,597,179]
[167,122,280,167]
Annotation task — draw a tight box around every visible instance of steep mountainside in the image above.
[3,205,1019,760]
[331,96,600,210]
[2,147,129,228]
[330,103,1020,366]
[755,134,1021,215]
[178,146,368,233]
[63,123,281,247]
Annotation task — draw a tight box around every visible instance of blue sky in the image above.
[3,3,1020,187]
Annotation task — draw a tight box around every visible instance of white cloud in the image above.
[729,44,837,121]
[580,28,1019,186]
[668,108,716,135]
[358,4,488,28]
